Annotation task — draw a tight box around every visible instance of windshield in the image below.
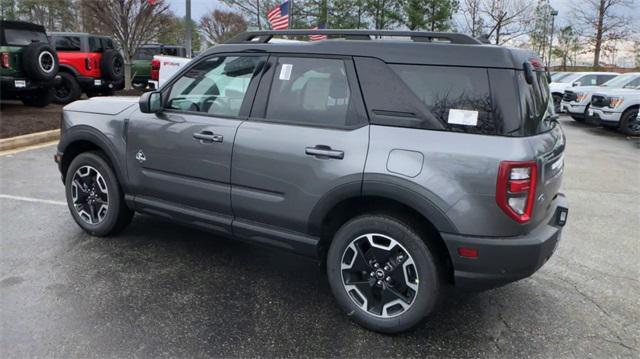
[602,74,640,88]
[554,73,582,84]
[551,72,569,81]
[3,29,48,46]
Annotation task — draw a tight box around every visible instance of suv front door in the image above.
[230,56,369,250]
[127,55,266,236]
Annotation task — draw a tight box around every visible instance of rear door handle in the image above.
[193,131,223,143]
[305,146,344,159]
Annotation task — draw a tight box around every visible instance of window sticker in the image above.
[447,109,478,126]
[279,64,293,80]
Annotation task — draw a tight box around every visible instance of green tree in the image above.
[1,0,16,20]
[366,0,402,29]
[551,25,579,70]
[157,13,201,51]
[15,0,75,31]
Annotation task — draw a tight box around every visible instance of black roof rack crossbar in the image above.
[227,30,482,45]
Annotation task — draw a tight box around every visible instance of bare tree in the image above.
[572,0,632,68]
[82,0,169,89]
[458,0,484,37]
[222,0,279,30]
[200,10,248,45]
[481,0,533,45]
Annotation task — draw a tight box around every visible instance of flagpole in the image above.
[289,0,294,29]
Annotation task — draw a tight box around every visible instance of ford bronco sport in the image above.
[49,32,124,103]
[55,30,569,333]
[1,20,60,107]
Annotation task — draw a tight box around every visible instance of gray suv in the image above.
[55,30,568,333]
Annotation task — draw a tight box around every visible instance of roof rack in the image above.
[227,30,482,45]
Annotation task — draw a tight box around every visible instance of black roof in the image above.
[209,30,536,70]
[1,20,46,33]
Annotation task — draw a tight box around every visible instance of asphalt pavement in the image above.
[1,116,638,358]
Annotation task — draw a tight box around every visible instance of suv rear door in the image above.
[126,54,266,236]
[230,55,369,246]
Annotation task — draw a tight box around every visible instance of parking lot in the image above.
[0,114,638,358]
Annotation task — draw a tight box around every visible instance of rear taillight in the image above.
[151,59,160,81]
[85,57,92,71]
[496,161,537,223]
[1,53,10,68]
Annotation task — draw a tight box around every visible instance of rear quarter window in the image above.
[54,36,81,51]
[4,29,48,46]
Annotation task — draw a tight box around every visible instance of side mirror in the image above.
[572,81,581,87]
[139,91,162,113]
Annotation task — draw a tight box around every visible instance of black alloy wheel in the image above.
[340,233,419,318]
[71,165,109,225]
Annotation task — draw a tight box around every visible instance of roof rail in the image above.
[226,30,482,45]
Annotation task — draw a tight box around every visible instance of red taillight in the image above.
[496,161,537,223]
[85,57,92,71]
[151,59,160,81]
[1,53,10,68]
[457,247,478,259]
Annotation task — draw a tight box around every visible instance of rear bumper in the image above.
[76,76,124,91]
[442,193,568,291]
[1,75,60,93]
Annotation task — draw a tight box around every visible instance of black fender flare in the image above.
[58,125,129,193]
[307,175,458,236]
[58,64,80,77]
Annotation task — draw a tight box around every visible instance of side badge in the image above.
[135,150,146,163]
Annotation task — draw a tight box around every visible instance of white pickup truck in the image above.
[549,72,619,112]
[148,55,193,90]
[588,86,640,136]
[561,72,640,121]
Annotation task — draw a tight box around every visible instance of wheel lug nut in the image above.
[376,280,383,286]
[370,272,375,277]
[386,276,392,282]
[384,266,390,271]
[373,263,380,268]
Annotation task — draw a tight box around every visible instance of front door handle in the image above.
[305,145,344,159]
[193,131,223,143]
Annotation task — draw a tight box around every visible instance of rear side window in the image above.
[89,37,101,52]
[133,47,156,60]
[54,36,81,51]
[390,64,497,134]
[517,70,554,135]
[265,57,357,128]
[3,29,48,46]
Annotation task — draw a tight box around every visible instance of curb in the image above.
[0,129,59,152]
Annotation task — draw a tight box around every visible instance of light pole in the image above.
[185,0,192,58]
[548,9,558,68]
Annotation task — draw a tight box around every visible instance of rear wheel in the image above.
[619,107,640,136]
[326,215,442,333]
[553,94,563,113]
[65,152,133,236]
[53,72,81,104]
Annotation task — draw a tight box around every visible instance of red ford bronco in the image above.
[49,32,124,103]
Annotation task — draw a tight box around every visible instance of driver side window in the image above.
[167,56,265,118]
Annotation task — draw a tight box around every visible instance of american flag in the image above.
[268,1,289,30]
[309,24,327,41]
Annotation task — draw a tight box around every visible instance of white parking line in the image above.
[0,194,66,206]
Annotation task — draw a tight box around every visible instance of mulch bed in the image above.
[0,89,142,139]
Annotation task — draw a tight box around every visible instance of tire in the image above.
[100,49,124,81]
[22,42,58,81]
[553,94,563,113]
[53,72,82,104]
[65,152,133,236]
[326,215,442,333]
[619,107,640,136]
[20,87,53,107]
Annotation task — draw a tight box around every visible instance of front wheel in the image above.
[619,107,640,136]
[326,215,442,333]
[65,152,133,236]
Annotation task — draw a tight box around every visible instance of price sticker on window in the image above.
[447,109,478,126]
[279,64,292,81]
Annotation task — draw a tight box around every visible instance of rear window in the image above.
[517,70,554,135]
[134,47,156,60]
[54,36,81,51]
[3,29,48,46]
